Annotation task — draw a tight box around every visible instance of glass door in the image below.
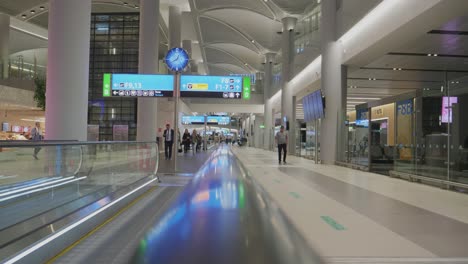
[448,74,468,185]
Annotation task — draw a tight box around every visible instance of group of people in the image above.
[162,124,204,160]
[163,123,289,164]
[182,129,202,153]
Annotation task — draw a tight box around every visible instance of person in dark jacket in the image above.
[163,124,175,160]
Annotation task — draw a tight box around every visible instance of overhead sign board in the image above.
[103,73,174,97]
[182,116,205,125]
[181,116,231,125]
[180,75,251,100]
[207,116,230,125]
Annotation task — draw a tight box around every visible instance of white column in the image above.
[319,0,346,164]
[280,17,297,154]
[0,13,9,79]
[45,0,91,141]
[169,6,182,49]
[263,53,275,150]
[182,39,193,73]
[137,0,160,141]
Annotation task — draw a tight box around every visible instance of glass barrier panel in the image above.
[0,142,158,231]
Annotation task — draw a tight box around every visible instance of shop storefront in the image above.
[343,79,468,189]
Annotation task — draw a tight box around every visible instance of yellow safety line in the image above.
[46,186,158,264]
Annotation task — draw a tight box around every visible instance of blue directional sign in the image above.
[180,75,245,99]
[181,116,231,125]
[207,116,231,125]
[182,116,206,125]
[103,73,174,97]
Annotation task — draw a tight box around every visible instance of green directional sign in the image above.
[243,77,251,100]
[103,73,111,97]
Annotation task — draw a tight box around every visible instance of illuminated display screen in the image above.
[207,116,230,125]
[180,75,251,100]
[181,116,231,125]
[103,73,174,97]
[302,90,324,122]
[182,116,205,125]
[441,96,458,123]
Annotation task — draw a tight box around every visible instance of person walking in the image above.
[275,125,288,164]
[31,122,43,160]
[182,129,191,153]
[192,129,200,153]
[163,124,175,160]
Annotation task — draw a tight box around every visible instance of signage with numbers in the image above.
[180,75,251,99]
[103,73,174,97]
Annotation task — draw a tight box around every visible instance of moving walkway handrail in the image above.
[0,140,157,148]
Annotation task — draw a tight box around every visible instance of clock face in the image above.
[165,48,189,72]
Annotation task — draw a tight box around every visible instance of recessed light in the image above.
[393,68,397,71]
[30,10,35,14]
[398,68,402,70]
[21,14,27,18]
[251,40,255,43]
[123,2,128,5]
[427,54,432,56]
[134,5,139,8]
[39,6,45,10]
[433,54,438,57]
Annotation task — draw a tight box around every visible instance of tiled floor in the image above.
[232,147,468,261]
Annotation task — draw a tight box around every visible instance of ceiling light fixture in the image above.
[21,14,27,19]
[398,68,402,71]
[251,40,255,43]
[427,54,432,56]
[39,6,45,10]
[433,54,438,57]
[30,10,35,14]
[393,68,397,71]
[123,2,128,5]
[134,5,139,9]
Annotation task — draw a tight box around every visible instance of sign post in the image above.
[173,72,180,171]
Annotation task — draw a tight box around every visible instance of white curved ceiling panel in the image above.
[208,64,234,76]
[271,0,314,14]
[204,47,246,69]
[210,63,250,74]
[199,16,259,52]
[204,9,282,51]
[208,43,263,70]
[194,0,274,19]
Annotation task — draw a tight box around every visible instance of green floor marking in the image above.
[289,192,301,199]
[321,216,346,231]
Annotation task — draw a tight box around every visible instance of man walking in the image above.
[275,125,288,164]
[31,122,43,160]
[163,123,175,160]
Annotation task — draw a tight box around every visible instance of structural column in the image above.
[263,53,275,150]
[169,6,182,49]
[137,0,160,141]
[319,0,346,164]
[280,17,297,154]
[45,0,91,141]
[182,39,193,73]
[0,13,9,79]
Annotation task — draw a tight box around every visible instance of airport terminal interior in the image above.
[1,0,468,263]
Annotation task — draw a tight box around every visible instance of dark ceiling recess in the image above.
[388,52,468,58]
[428,30,468,35]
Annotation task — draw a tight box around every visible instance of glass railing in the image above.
[0,141,159,259]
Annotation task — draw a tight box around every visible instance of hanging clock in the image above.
[164,47,190,72]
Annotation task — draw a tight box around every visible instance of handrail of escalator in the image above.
[0,140,157,148]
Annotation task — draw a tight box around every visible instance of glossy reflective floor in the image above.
[233,147,468,262]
